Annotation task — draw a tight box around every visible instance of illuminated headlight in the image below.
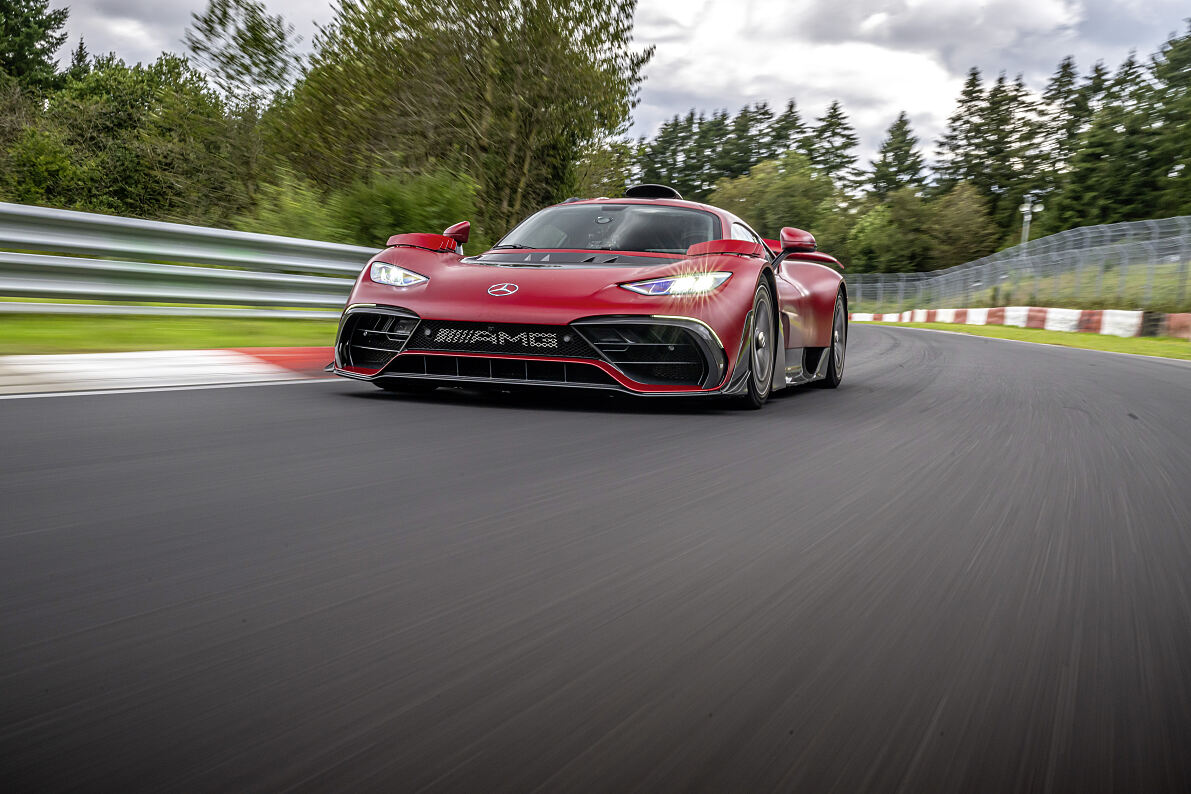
[370,262,428,287]
[621,272,731,296]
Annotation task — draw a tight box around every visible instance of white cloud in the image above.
[629,0,1188,159]
[53,0,1191,160]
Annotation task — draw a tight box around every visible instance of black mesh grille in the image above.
[385,355,618,386]
[339,312,418,369]
[575,324,708,386]
[408,321,597,358]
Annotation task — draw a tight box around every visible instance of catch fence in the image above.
[846,216,1191,315]
[2,202,1189,320]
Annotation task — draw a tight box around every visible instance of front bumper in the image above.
[333,305,742,396]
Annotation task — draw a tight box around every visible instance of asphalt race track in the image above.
[2,325,1190,793]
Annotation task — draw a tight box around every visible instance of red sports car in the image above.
[333,184,846,408]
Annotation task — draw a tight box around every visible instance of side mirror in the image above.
[780,227,816,253]
[443,221,470,246]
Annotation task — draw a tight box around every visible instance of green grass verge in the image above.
[872,321,1191,360]
[0,314,338,355]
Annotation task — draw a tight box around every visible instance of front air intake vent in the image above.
[339,311,419,369]
[575,323,708,386]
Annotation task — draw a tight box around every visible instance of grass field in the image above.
[872,321,1191,361]
[0,314,338,355]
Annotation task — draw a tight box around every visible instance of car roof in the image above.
[549,197,734,230]
[555,196,726,214]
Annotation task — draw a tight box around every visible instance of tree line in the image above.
[607,26,1191,272]
[0,0,652,252]
[0,0,1188,273]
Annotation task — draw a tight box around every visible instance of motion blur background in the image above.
[4,4,1191,791]
[1,0,1190,356]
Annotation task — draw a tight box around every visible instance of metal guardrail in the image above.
[0,202,377,318]
[846,215,1191,314]
[3,202,1189,320]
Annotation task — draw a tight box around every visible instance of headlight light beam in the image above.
[620,272,731,296]
[370,262,429,287]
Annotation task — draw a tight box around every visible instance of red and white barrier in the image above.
[849,307,1178,339]
[0,347,333,395]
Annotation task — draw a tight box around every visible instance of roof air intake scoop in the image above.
[625,184,683,200]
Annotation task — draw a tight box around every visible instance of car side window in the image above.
[733,222,771,260]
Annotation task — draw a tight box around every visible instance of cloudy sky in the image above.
[57,0,1190,160]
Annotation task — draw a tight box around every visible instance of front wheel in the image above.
[811,293,846,389]
[733,280,777,409]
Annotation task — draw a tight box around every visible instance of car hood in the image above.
[348,246,767,326]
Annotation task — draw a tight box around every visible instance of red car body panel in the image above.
[334,197,845,395]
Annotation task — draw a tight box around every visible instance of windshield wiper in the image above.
[491,244,534,250]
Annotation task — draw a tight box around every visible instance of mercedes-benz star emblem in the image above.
[488,283,519,296]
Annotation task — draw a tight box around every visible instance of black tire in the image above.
[733,280,777,409]
[811,293,846,389]
[376,380,438,394]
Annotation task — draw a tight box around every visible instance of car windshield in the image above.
[496,203,720,255]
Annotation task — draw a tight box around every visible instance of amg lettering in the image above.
[433,328,558,349]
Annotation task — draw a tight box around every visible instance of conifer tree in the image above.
[1040,56,1089,189]
[718,104,757,183]
[1081,60,1111,116]
[1147,24,1191,214]
[805,100,860,188]
[934,68,985,191]
[695,109,729,198]
[763,100,804,160]
[0,0,69,93]
[65,37,90,82]
[1051,52,1161,227]
[869,111,925,200]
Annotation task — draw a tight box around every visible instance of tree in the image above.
[40,54,248,222]
[938,70,1043,235]
[762,99,805,161]
[709,151,833,238]
[934,67,985,191]
[869,112,925,200]
[638,114,685,193]
[1040,55,1089,189]
[65,37,90,82]
[184,0,302,99]
[0,126,89,206]
[926,183,999,268]
[695,109,731,197]
[280,0,653,233]
[1151,23,1191,214]
[1081,60,1111,116]
[1049,52,1162,228]
[846,187,931,272]
[574,137,639,198]
[802,192,859,266]
[999,73,1047,235]
[0,67,31,155]
[804,100,860,187]
[0,0,68,93]
[717,104,762,183]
